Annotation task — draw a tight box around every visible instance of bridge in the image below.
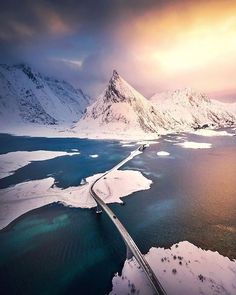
[89,146,167,295]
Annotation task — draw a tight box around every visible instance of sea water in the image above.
[0,132,235,295]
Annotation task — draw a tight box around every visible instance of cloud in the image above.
[0,0,236,101]
[50,58,83,68]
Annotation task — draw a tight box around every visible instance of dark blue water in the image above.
[0,134,131,189]
[0,132,235,295]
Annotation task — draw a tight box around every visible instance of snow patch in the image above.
[176,141,212,149]
[71,148,80,152]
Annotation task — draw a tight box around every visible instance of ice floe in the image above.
[164,139,178,143]
[176,141,212,149]
[192,129,234,137]
[0,150,80,179]
[157,151,170,156]
[122,144,136,147]
[136,141,159,146]
[119,141,136,147]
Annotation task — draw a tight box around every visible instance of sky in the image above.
[1,0,236,101]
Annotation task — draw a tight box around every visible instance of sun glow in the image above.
[118,0,236,94]
[151,15,236,73]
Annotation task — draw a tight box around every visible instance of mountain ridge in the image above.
[0,66,235,139]
[74,71,236,139]
[150,88,235,130]
[74,70,174,138]
[0,63,91,127]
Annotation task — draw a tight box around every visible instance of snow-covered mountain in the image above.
[73,70,174,139]
[74,72,235,139]
[150,88,235,130]
[0,64,90,128]
[1,65,235,139]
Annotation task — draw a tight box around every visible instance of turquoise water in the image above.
[0,132,235,295]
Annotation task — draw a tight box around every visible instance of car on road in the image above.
[139,144,148,151]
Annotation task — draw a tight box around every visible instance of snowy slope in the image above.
[73,70,173,139]
[1,65,235,139]
[150,88,235,130]
[0,64,90,128]
[74,72,236,139]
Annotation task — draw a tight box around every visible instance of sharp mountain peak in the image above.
[103,69,146,104]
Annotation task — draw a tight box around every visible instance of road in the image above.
[89,146,167,295]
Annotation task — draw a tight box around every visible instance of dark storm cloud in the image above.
[0,0,170,41]
[0,0,175,94]
[0,1,158,85]
[1,0,235,100]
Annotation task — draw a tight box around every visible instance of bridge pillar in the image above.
[96,203,102,214]
[126,244,133,260]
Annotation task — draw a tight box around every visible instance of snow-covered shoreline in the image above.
[1,66,236,140]
[0,169,152,230]
[192,129,235,137]
[0,122,235,141]
[110,241,236,295]
[0,146,149,229]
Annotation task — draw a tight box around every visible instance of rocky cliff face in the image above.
[74,72,235,139]
[0,63,90,127]
[150,88,235,130]
[76,70,174,137]
[1,65,235,139]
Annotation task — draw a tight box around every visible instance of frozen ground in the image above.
[110,241,236,295]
